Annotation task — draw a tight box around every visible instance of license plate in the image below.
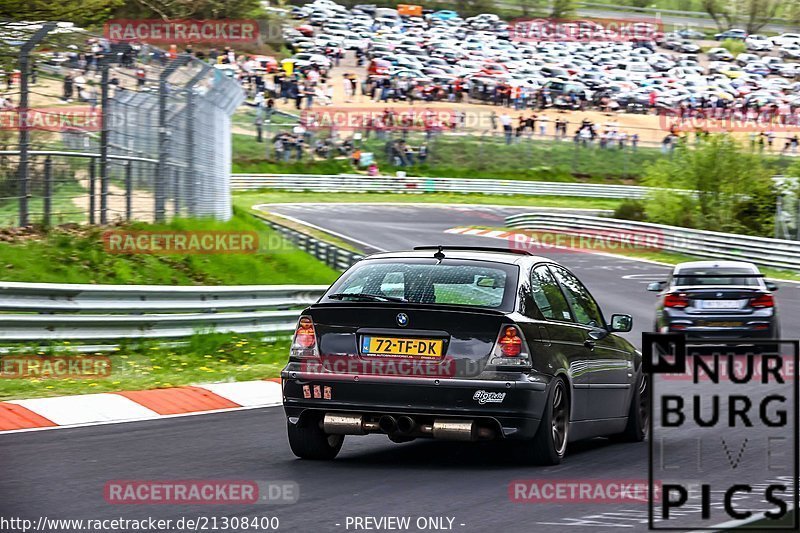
[698,321,744,327]
[361,336,444,358]
[700,300,741,309]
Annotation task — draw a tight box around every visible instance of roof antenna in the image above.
[433,245,445,262]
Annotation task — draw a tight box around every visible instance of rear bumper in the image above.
[280,369,550,440]
[661,310,778,340]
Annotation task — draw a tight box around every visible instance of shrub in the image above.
[613,199,647,221]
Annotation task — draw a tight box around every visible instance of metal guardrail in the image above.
[0,216,365,342]
[258,216,366,270]
[231,174,654,199]
[0,283,328,341]
[505,212,800,272]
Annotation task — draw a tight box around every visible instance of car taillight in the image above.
[664,293,690,308]
[291,316,319,358]
[750,294,774,308]
[490,324,531,369]
[499,326,523,356]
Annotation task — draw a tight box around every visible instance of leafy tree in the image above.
[701,0,782,33]
[0,0,125,28]
[642,135,777,236]
[628,0,651,8]
[720,38,747,55]
[112,0,263,20]
[738,0,781,33]
[1,0,263,26]
[700,0,735,31]
[518,0,548,17]
[550,0,575,19]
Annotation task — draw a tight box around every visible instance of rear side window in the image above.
[326,260,518,310]
[551,266,605,328]
[530,265,573,321]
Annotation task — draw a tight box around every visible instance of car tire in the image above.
[287,416,344,460]
[615,372,648,442]
[518,377,569,465]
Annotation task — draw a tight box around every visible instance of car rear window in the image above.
[674,267,760,286]
[324,259,518,310]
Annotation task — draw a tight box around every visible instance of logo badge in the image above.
[473,390,506,404]
[396,313,409,327]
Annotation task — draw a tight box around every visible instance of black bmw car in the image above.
[648,260,780,339]
[281,247,646,465]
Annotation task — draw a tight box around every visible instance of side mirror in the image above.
[765,281,779,292]
[647,281,666,292]
[609,314,633,333]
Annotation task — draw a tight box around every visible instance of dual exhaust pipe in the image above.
[322,413,494,441]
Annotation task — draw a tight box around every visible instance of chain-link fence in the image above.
[0,21,245,227]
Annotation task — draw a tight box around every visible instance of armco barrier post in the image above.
[43,156,52,227]
[88,158,96,225]
[17,22,55,226]
[125,161,132,221]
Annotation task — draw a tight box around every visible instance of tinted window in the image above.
[326,260,517,310]
[551,266,605,327]
[530,265,573,321]
[674,267,760,287]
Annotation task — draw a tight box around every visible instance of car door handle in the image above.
[584,339,596,350]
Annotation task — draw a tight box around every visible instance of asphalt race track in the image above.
[1,203,797,532]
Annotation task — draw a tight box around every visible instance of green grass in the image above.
[0,178,87,227]
[233,190,623,211]
[235,131,797,184]
[0,333,288,400]
[233,132,668,183]
[0,209,339,285]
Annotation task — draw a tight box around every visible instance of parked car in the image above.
[707,47,734,61]
[715,29,748,41]
[283,247,644,464]
[677,28,705,39]
[745,34,773,51]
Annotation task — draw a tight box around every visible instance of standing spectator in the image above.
[343,74,353,102]
[538,114,549,136]
[62,73,74,102]
[418,143,428,163]
[500,112,512,144]
[274,136,285,162]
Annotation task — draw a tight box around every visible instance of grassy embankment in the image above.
[0,210,340,400]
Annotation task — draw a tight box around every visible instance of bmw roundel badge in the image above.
[396,313,409,327]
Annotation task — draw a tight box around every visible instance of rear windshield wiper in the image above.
[327,292,408,303]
